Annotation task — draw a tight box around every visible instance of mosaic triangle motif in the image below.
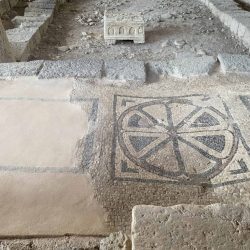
[128,114,142,127]
[230,159,249,175]
[191,112,220,127]
[129,136,158,152]
[194,135,226,153]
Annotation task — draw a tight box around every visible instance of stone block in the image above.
[218,53,250,74]
[0,61,43,78]
[38,59,104,79]
[167,56,216,78]
[6,27,41,61]
[104,59,146,83]
[132,204,250,250]
[104,11,145,44]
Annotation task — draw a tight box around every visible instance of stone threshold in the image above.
[199,0,250,51]
[0,54,249,83]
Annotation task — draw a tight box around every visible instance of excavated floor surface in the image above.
[30,0,249,61]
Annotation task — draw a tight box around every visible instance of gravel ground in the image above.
[30,0,249,61]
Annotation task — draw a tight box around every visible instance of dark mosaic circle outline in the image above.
[117,99,239,181]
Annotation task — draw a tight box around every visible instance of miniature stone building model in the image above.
[104,11,145,45]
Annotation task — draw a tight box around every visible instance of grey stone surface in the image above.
[6,27,41,61]
[167,56,216,78]
[12,16,50,35]
[218,53,250,74]
[105,59,146,83]
[0,19,15,63]
[100,232,131,250]
[38,59,104,79]
[148,56,216,79]
[132,204,250,250]
[0,61,44,78]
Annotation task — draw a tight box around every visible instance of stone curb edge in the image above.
[0,54,249,83]
[199,0,250,51]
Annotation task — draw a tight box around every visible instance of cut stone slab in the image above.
[38,59,104,79]
[132,204,250,250]
[0,19,15,62]
[6,27,41,61]
[167,56,216,78]
[218,53,250,74]
[0,61,43,78]
[105,59,146,83]
[148,56,216,79]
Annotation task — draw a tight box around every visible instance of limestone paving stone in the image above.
[104,59,146,83]
[132,204,250,250]
[38,58,104,79]
[218,53,250,74]
[0,61,44,78]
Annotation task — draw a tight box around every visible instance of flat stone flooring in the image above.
[0,74,250,235]
[0,78,106,236]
